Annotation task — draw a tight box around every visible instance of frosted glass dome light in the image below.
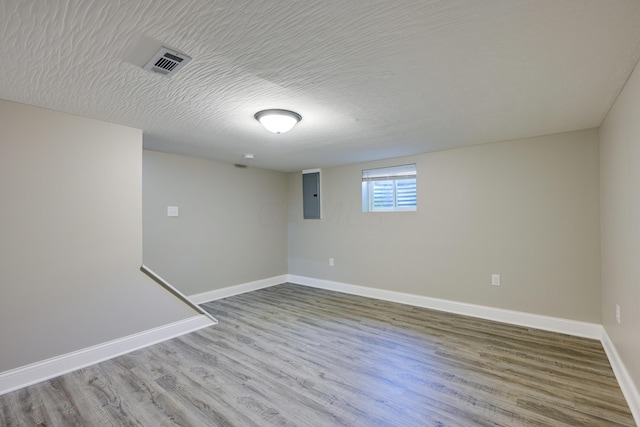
[254,109,302,134]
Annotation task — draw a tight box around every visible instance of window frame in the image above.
[362,164,417,213]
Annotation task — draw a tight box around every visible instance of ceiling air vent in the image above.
[143,47,191,77]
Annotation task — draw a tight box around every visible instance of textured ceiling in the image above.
[1,1,640,171]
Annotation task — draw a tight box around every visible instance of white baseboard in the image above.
[0,314,214,396]
[10,275,630,419]
[189,275,288,304]
[287,275,603,339]
[291,274,640,422]
[601,329,640,425]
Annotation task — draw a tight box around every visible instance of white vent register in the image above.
[143,47,191,77]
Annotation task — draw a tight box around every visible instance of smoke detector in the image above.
[143,47,191,77]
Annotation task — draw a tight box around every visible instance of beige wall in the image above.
[142,150,288,295]
[288,129,601,322]
[0,100,197,373]
[600,62,640,390]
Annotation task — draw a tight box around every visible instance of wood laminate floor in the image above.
[0,283,635,426]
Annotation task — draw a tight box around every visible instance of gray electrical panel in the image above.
[302,171,321,219]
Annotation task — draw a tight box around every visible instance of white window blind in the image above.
[362,164,417,212]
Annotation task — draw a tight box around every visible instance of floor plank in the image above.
[0,283,635,426]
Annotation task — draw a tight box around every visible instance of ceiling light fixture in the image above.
[254,109,301,134]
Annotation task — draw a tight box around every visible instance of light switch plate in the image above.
[167,206,179,217]
[491,274,501,286]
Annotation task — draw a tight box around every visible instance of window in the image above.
[362,164,417,212]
